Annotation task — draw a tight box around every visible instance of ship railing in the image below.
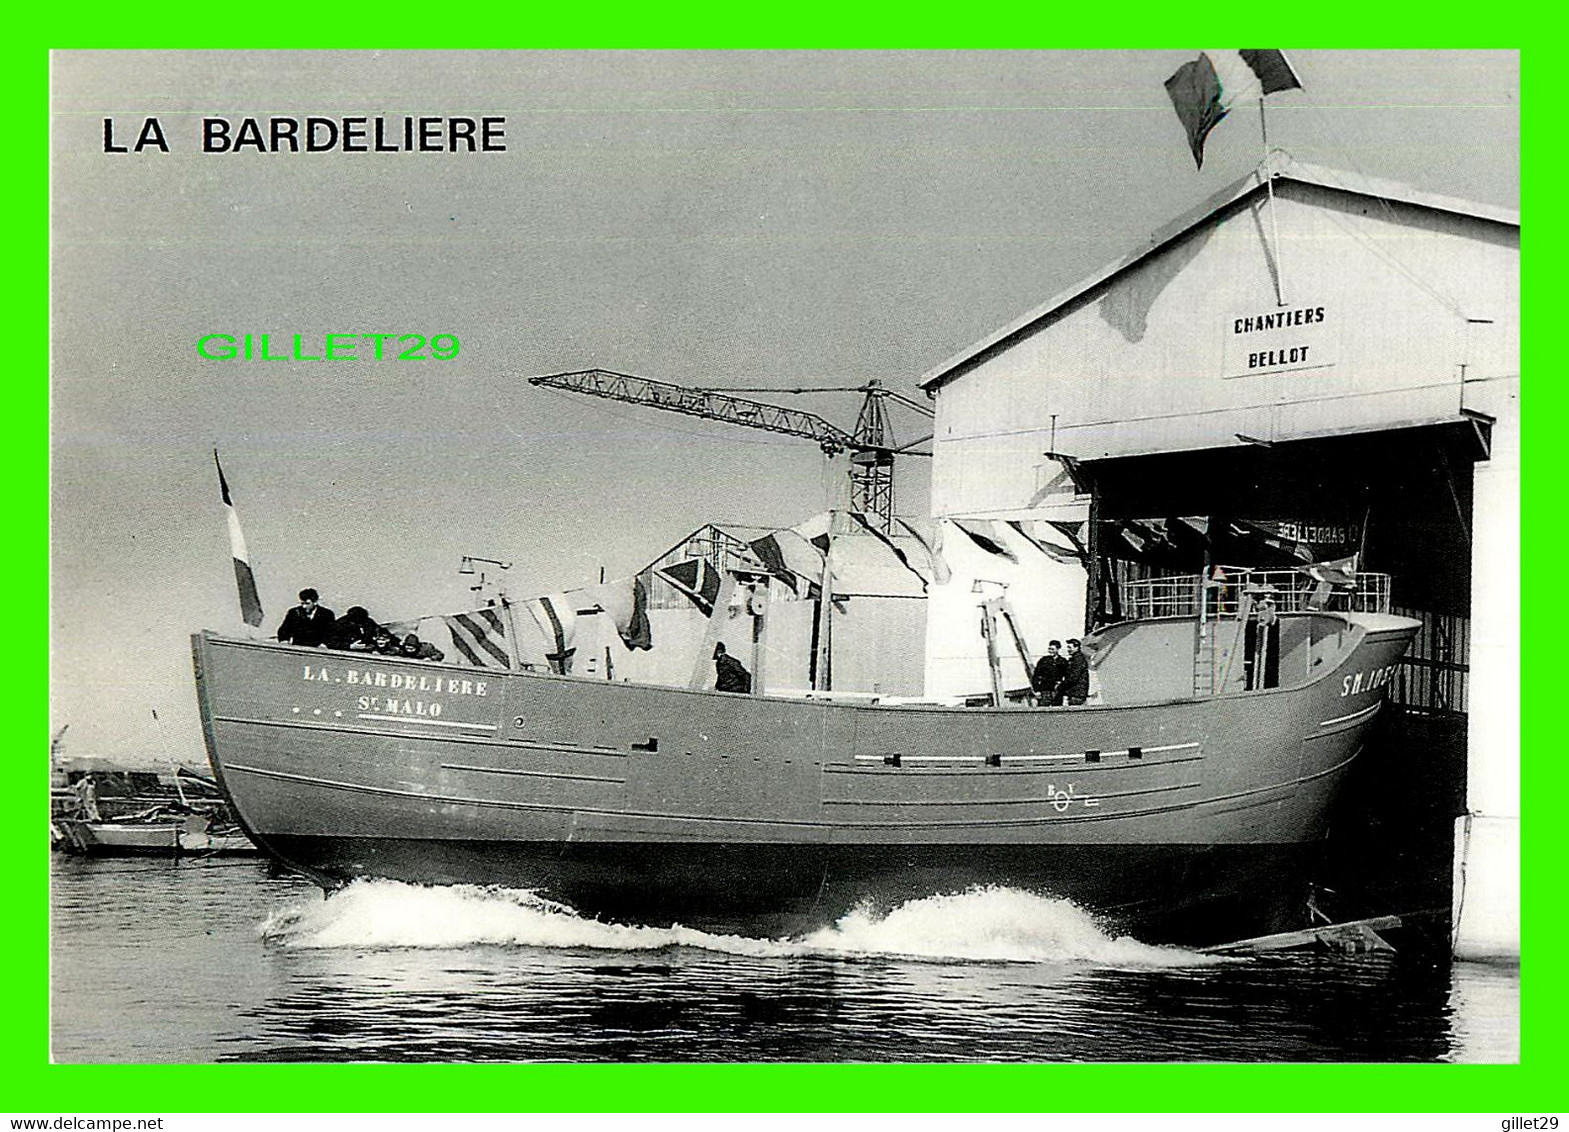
[1119,569,1392,620]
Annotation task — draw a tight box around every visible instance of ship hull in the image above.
[192,612,1416,941]
[260,835,1310,937]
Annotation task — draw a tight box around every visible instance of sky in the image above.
[49,49,1519,766]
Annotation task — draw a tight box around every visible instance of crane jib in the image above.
[530,369,858,449]
[528,367,925,529]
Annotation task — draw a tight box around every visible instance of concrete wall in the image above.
[1455,372,1519,962]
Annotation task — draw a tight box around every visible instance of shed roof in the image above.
[918,153,1519,394]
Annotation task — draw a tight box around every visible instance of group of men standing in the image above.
[275,588,444,659]
[1030,638,1090,707]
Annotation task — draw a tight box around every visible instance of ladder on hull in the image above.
[1193,579,1252,697]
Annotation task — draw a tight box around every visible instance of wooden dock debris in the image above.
[1200,915,1404,956]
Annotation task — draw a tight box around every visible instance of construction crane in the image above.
[528,369,933,530]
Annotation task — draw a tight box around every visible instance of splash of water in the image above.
[259,881,789,958]
[801,887,1216,967]
[260,879,1222,968]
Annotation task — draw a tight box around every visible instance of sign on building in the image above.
[1222,302,1338,379]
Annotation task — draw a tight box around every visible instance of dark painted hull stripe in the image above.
[825,754,1204,777]
[849,740,1201,765]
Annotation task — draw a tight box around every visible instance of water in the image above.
[49,855,1519,1064]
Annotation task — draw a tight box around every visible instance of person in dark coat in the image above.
[1243,589,1282,690]
[712,642,752,694]
[400,634,445,662]
[324,606,379,651]
[1061,638,1091,706]
[276,588,335,647]
[371,627,402,655]
[1031,640,1068,707]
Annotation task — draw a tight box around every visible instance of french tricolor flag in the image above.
[213,449,264,627]
[1164,50,1302,169]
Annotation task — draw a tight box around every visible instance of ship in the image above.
[192,571,1419,941]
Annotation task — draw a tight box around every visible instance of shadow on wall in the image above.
[1096,223,1214,343]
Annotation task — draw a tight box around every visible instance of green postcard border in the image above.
[30,16,1548,1114]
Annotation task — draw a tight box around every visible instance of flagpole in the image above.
[1260,97,1286,307]
[812,510,836,693]
[498,595,523,671]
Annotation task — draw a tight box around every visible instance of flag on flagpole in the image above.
[213,449,263,627]
[1164,50,1302,169]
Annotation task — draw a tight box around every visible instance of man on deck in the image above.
[1061,638,1090,706]
[276,588,335,647]
[1032,640,1068,707]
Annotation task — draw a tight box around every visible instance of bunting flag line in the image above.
[213,449,264,627]
[1164,50,1302,169]
[1007,520,1082,564]
[951,518,1019,562]
[657,558,723,615]
[791,510,833,556]
[382,616,419,639]
[624,577,652,651]
[1300,552,1359,610]
[526,595,577,674]
[1224,519,1314,565]
[893,516,953,585]
[847,511,930,592]
[1046,520,1089,558]
[443,607,511,669]
[564,575,654,651]
[747,527,829,596]
[1105,517,1212,570]
[1301,553,1359,587]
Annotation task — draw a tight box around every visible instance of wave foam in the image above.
[259,879,1221,968]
